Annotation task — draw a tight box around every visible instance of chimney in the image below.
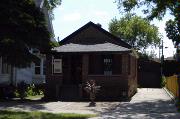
[57,37,60,42]
[96,23,102,27]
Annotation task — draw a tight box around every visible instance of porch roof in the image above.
[53,42,131,53]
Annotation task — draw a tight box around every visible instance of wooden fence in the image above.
[165,75,179,98]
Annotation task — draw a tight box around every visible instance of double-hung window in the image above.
[103,55,112,76]
[34,59,41,75]
[52,59,62,73]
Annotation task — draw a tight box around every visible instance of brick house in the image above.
[45,22,138,101]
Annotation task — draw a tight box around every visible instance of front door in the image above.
[71,55,82,85]
[62,55,82,85]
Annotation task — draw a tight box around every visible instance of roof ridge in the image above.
[59,21,132,49]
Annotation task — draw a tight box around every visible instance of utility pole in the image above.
[160,40,164,76]
[161,40,164,61]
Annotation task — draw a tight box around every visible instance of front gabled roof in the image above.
[59,21,132,49]
[53,42,131,53]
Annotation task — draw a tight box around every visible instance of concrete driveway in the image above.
[0,88,180,119]
[92,88,180,119]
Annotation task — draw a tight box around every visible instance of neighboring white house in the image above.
[0,0,55,86]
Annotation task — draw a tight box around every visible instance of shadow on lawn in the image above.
[90,100,180,119]
[0,99,47,111]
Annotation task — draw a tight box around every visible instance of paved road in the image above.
[0,88,179,119]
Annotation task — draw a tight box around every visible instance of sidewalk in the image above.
[0,88,179,119]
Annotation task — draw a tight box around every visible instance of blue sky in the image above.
[52,0,175,58]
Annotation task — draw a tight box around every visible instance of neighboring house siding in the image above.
[0,57,11,86]
[16,67,33,84]
[42,7,55,39]
[15,55,46,85]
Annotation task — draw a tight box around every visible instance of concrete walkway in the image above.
[0,88,180,119]
[92,88,180,119]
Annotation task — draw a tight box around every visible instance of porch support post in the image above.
[82,54,89,83]
[67,55,71,83]
[81,54,89,98]
[122,54,129,75]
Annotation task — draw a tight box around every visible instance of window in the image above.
[34,59,41,75]
[53,59,62,73]
[104,55,112,75]
[0,57,11,74]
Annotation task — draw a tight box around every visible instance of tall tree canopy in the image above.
[0,0,54,67]
[116,0,180,46]
[116,0,176,20]
[44,0,61,11]
[109,14,161,52]
[165,20,180,46]
[44,0,61,19]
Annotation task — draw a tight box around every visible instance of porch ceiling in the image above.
[53,43,131,53]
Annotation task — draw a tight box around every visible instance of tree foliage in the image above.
[0,0,52,67]
[116,0,176,20]
[44,0,61,19]
[109,14,161,51]
[116,0,180,46]
[165,19,180,46]
[44,0,61,11]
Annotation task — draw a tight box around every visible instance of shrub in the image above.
[26,84,44,96]
[161,76,166,87]
[16,81,27,100]
[16,82,44,99]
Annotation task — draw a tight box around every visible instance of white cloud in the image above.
[62,12,81,22]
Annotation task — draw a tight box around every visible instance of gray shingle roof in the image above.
[53,43,131,53]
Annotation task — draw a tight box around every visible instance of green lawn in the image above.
[0,110,96,119]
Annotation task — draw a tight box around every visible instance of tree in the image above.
[115,0,180,46]
[44,0,61,11]
[0,0,52,67]
[165,19,180,46]
[116,0,176,20]
[44,0,62,19]
[165,1,180,47]
[109,14,161,52]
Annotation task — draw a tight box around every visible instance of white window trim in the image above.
[34,58,44,75]
[52,59,62,74]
